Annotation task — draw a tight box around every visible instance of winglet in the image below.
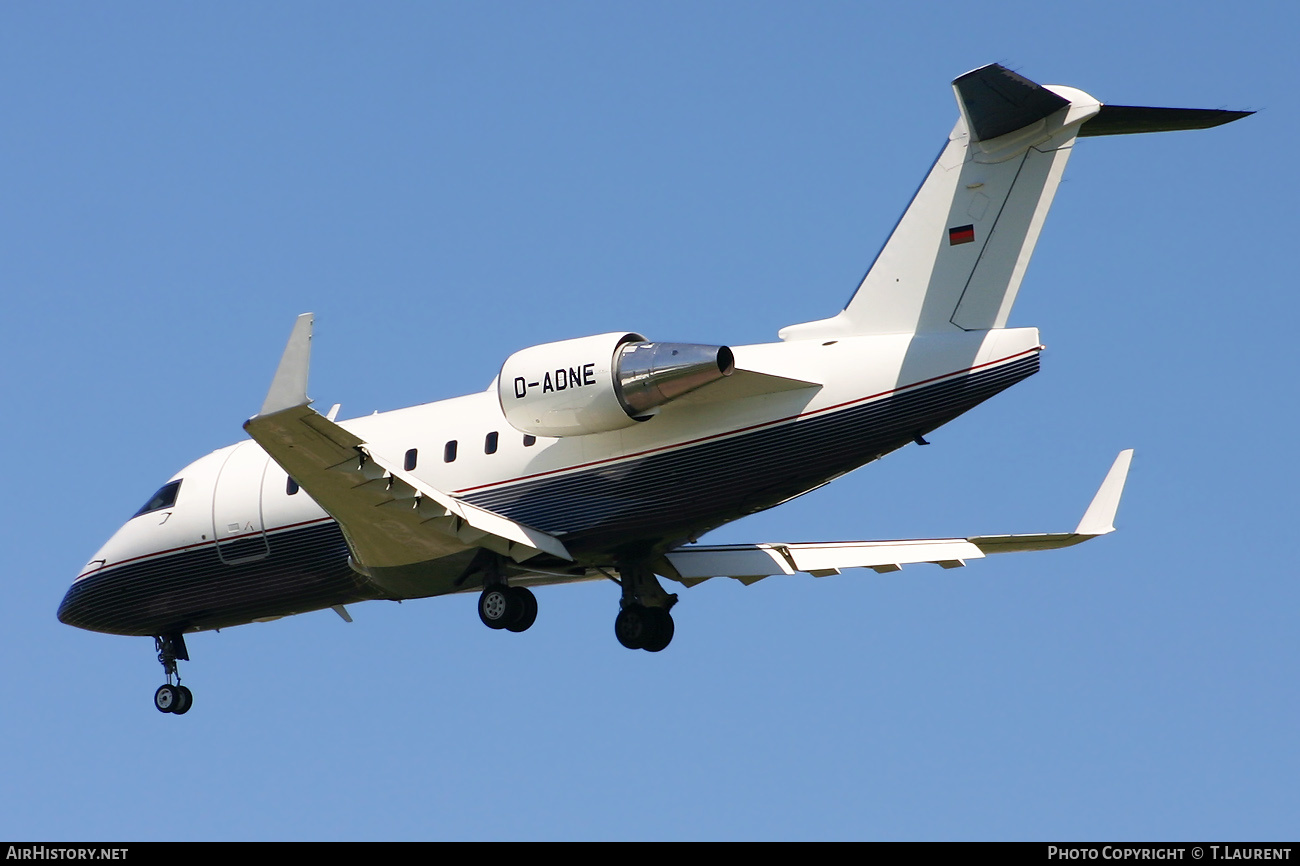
[258,313,314,416]
[1074,449,1133,536]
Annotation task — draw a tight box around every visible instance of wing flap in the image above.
[355,443,572,561]
[665,539,985,586]
[663,451,1131,585]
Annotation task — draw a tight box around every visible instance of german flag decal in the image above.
[948,224,975,245]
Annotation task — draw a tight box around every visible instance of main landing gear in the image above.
[477,584,538,632]
[152,633,193,715]
[466,551,539,634]
[613,562,676,653]
[463,549,677,651]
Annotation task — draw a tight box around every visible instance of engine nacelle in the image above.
[498,332,734,437]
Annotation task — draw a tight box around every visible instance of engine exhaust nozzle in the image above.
[615,342,735,417]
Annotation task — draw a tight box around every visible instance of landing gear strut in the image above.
[613,562,676,652]
[153,633,193,715]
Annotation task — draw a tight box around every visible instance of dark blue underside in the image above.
[58,521,372,636]
[465,353,1040,554]
[59,353,1038,636]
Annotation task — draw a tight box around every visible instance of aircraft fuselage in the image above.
[60,328,1040,636]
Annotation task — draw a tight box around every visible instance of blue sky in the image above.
[3,2,1296,841]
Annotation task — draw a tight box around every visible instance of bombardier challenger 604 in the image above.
[58,64,1249,714]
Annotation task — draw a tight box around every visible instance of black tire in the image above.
[641,608,675,653]
[615,605,649,650]
[173,685,193,715]
[154,684,179,713]
[478,586,518,630]
[505,586,537,633]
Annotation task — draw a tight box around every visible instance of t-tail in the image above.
[780,64,1251,341]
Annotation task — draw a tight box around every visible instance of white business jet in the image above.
[58,65,1249,714]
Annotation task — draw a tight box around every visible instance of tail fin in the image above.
[780,65,1251,341]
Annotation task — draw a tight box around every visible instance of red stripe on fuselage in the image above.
[73,516,337,582]
[454,347,1042,494]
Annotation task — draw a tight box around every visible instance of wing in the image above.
[243,314,571,572]
[662,450,1132,586]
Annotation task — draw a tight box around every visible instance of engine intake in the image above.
[498,332,734,437]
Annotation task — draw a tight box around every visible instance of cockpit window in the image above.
[134,480,182,517]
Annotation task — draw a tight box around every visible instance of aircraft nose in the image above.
[58,573,99,632]
[58,564,148,637]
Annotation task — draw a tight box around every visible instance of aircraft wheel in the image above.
[154,684,180,713]
[615,604,656,650]
[478,586,519,630]
[641,608,674,653]
[505,586,537,633]
[173,685,193,715]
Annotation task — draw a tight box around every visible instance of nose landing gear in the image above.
[153,633,193,715]
[154,683,193,714]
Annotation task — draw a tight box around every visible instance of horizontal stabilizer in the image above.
[1080,105,1254,137]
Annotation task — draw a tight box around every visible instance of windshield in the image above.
[134,480,182,518]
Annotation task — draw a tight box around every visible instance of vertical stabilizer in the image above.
[781,65,1251,342]
[781,65,1100,340]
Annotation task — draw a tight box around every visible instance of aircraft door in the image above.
[211,441,270,564]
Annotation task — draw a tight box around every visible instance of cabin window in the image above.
[405,449,418,471]
[134,480,182,517]
[523,435,536,447]
[286,477,300,496]
[485,431,499,455]
[444,440,458,463]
